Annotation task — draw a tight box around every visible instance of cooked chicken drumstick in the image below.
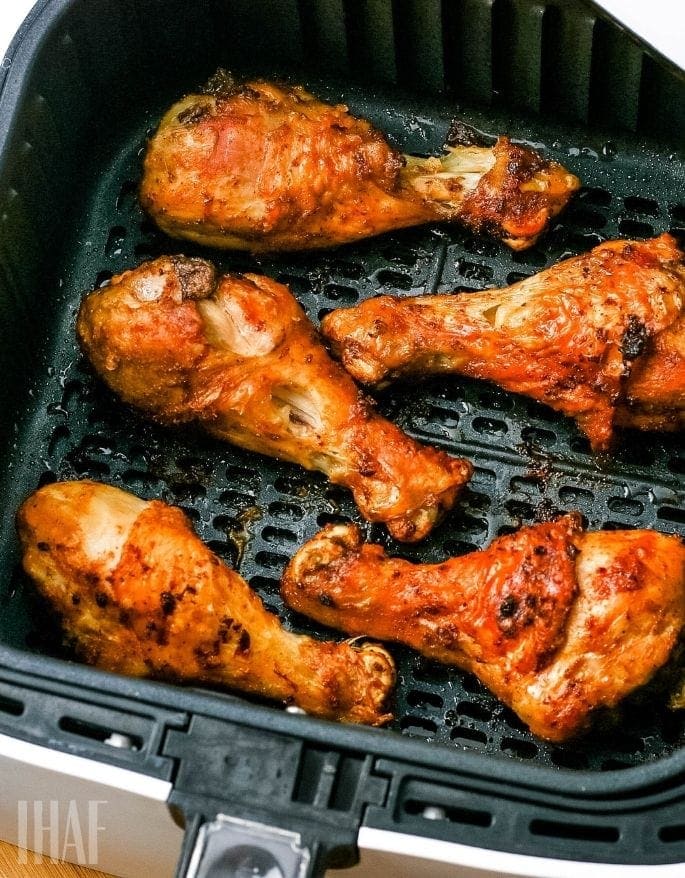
[282,515,685,741]
[140,74,579,252]
[76,257,471,542]
[322,234,685,452]
[17,481,395,725]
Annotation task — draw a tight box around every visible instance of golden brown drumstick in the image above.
[140,73,579,252]
[282,515,685,742]
[322,234,685,452]
[76,257,472,542]
[17,481,395,725]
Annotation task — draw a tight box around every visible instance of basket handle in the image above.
[176,812,326,878]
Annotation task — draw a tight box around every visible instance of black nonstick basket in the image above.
[1,1,684,876]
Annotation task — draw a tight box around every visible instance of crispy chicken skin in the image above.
[76,256,472,542]
[322,234,685,452]
[139,75,579,252]
[282,515,685,741]
[17,481,395,725]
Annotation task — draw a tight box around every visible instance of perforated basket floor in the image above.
[5,79,685,774]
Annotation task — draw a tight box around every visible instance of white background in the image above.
[0,0,36,58]
[1,1,685,70]
[593,1,685,71]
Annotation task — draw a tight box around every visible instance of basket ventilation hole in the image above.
[501,737,538,760]
[507,270,532,284]
[617,218,654,238]
[58,716,141,751]
[659,825,685,843]
[671,204,685,223]
[581,187,612,207]
[478,390,515,412]
[529,819,619,844]
[442,539,479,556]
[558,485,594,505]
[426,405,460,428]
[381,244,422,266]
[657,506,685,525]
[601,521,637,532]
[116,179,137,210]
[463,237,499,258]
[105,226,127,257]
[375,269,414,290]
[623,196,659,216]
[456,260,494,283]
[407,689,444,710]
[457,701,492,722]
[422,806,446,821]
[268,501,304,522]
[0,694,24,716]
[551,749,589,770]
[567,206,607,229]
[667,456,685,476]
[404,799,492,828]
[330,259,365,279]
[249,575,280,594]
[218,490,257,510]
[511,247,547,268]
[104,732,136,750]
[472,416,508,436]
[206,538,240,566]
[169,481,206,501]
[316,511,353,528]
[48,424,70,456]
[450,726,488,747]
[400,715,437,737]
[521,426,556,447]
[607,497,644,516]
[510,475,543,494]
[122,469,160,488]
[274,473,315,497]
[261,526,298,546]
[255,551,289,572]
[324,284,359,304]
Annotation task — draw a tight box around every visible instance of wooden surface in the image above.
[0,840,110,877]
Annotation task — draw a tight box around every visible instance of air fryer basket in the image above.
[0,0,684,874]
